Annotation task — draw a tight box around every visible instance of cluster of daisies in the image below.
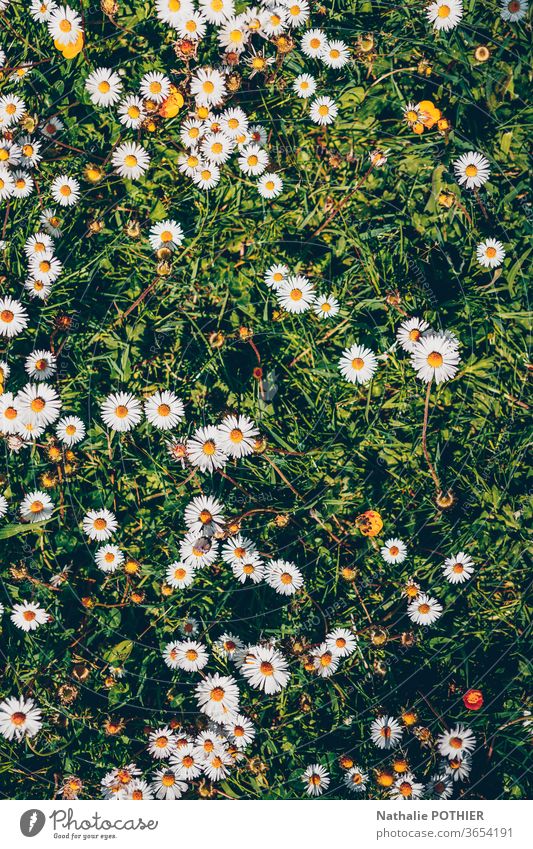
[263,261,340,318]
[426,0,528,32]
[302,720,477,799]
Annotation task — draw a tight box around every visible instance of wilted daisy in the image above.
[82,508,118,541]
[500,0,528,20]
[313,293,339,320]
[166,560,196,589]
[112,143,151,180]
[453,151,490,189]
[56,415,86,445]
[370,716,403,750]
[390,772,425,800]
[0,297,28,338]
[442,551,475,584]
[345,766,368,793]
[476,238,505,268]
[188,425,228,472]
[438,725,476,759]
[173,640,209,672]
[338,343,378,385]
[85,67,122,107]
[184,494,225,535]
[101,392,143,432]
[40,208,63,238]
[151,767,187,800]
[277,274,315,313]
[25,350,56,381]
[302,764,330,796]
[265,559,304,596]
[396,317,430,352]
[381,538,407,564]
[218,414,258,458]
[309,95,338,126]
[20,490,54,523]
[195,673,240,721]
[95,544,124,573]
[325,627,357,658]
[144,390,184,429]
[10,601,50,631]
[241,645,290,694]
[140,71,171,104]
[426,0,463,31]
[410,333,460,384]
[0,696,42,740]
[407,593,443,626]
[50,175,80,207]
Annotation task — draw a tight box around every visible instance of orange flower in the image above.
[463,689,484,711]
[356,510,383,537]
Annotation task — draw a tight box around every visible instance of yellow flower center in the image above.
[351,357,364,370]
[465,164,478,177]
[427,351,443,368]
[124,154,138,168]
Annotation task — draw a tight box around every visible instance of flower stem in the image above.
[422,380,441,495]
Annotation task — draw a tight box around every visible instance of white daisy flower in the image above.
[380,538,407,564]
[407,593,443,626]
[25,350,56,381]
[10,601,49,631]
[140,71,171,104]
[56,415,86,445]
[370,715,403,749]
[0,297,28,337]
[82,508,118,541]
[40,208,63,238]
[301,764,329,796]
[257,172,283,199]
[50,175,80,206]
[500,0,528,21]
[118,95,146,129]
[190,67,227,107]
[124,779,153,800]
[24,277,53,300]
[20,490,54,523]
[283,0,309,28]
[219,107,249,139]
[95,544,124,573]
[453,151,491,189]
[85,68,123,107]
[425,772,454,799]
[476,238,505,268]
[199,0,234,24]
[47,5,82,45]
[17,382,62,426]
[178,151,202,177]
[112,143,151,180]
[101,391,143,432]
[344,766,368,793]
[320,40,350,69]
[293,72,317,99]
[265,559,304,596]
[183,494,225,535]
[444,753,472,782]
[144,390,184,429]
[218,18,249,54]
[338,343,378,385]
[241,645,290,694]
[0,166,15,200]
[180,118,203,148]
[249,124,267,145]
[175,10,207,40]
[28,253,63,284]
[442,551,475,584]
[426,0,463,31]
[0,139,21,166]
[312,643,340,678]
[187,425,228,472]
[217,414,258,458]
[179,531,219,569]
[277,274,315,313]
[262,7,287,37]
[232,553,264,583]
[389,772,425,800]
[309,95,338,126]
[170,743,203,779]
[200,131,235,164]
[313,293,339,319]
[202,748,233,782]
[221,533,257,566]
[147,727,177,761]
[151,768,187,800]
[19,136,42,168]
[172,640,209,672]
[11,171,34,198]
[410,333,460,384]
[193,161,221,190]
[0,696,42,740]
[437,725,476,759]
[30,0,57,21]
[24,232,54,258]
[165,560,196,589]
[0,392,22,433]
[264,263,289,290]
[325,627,357,658]
[0,94,26,126]
[195,673,240,721]
[0,493,8,517]
[396,316,431,352]
[155,0,194,27]
[225,714,255,749]
[238,143,269,176]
